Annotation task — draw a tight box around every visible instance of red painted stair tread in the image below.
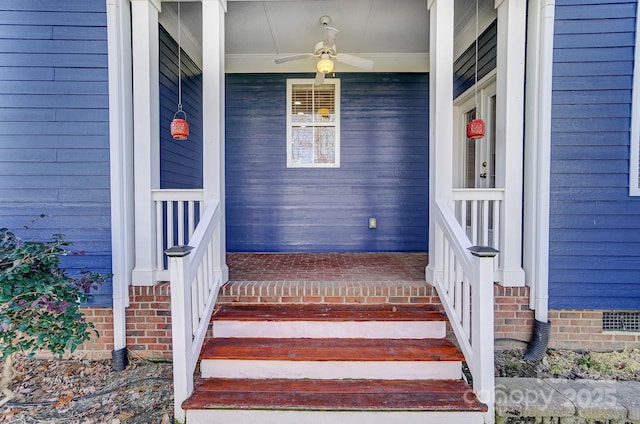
[182,378,487,412]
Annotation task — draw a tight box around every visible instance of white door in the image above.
[460,85,496,189]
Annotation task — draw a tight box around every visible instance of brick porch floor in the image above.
[218,252,441,305]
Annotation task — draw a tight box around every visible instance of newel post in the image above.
[165,245,194,423]
[468,246,498,424]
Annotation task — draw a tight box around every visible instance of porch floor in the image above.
[218,252,439,305]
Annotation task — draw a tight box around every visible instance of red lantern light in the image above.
[171,110,189,140]
[466,118,485,140]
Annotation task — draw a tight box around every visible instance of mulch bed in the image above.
[0,355,173,424]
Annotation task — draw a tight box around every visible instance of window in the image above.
[287,79,340,168]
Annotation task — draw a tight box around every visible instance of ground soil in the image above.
[1,348,638,423]
[495,348,640,381]
[0,355,174,424]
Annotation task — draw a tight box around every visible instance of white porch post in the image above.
[426,0,454,283]
[131,0,161,285]
[495,0,526,287]
[202,0,229,283]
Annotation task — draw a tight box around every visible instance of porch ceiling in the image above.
[162,0,493,73]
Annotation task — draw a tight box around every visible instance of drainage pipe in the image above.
[523,0,555,361]
[107,0,134,371]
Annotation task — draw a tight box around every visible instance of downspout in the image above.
[106,0,134,371]
[523,0,555,361]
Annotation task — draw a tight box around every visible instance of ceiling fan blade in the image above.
[274,53,314,64]
[323,26,339,49]
[335,54,374,71]
[314,71,325,86]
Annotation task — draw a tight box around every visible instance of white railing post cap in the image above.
[468,245,500,257]
[164,245,194,257]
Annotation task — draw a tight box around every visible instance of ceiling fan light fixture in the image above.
[317,55,334,74]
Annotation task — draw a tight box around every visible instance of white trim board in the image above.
[630,0,640,196]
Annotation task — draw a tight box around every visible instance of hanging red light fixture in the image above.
[466,117,485,139]
[466,0,485,140]
[171,108,189,140]
[171,1,189,141]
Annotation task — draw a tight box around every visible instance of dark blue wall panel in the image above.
[454,20,497,99]
[226,73,429,252]
[159,25,203,189]
[549,0,640,310]
[0,0,111,306]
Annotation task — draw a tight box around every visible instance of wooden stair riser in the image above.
[186,410,485,424]
[212,320,446,339]
[200,359,462,380]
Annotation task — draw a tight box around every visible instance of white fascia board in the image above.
[226,53,429,73]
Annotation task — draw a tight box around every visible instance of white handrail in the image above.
[152,189,204,281]
[433,200,496,423]
[165,200,223,423]
[452,188,504,272]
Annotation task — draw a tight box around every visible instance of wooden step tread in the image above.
[183,378,487,412]
[213,304,446,322]
[201,337,464,362]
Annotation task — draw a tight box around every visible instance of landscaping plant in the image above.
[0,227,107,406]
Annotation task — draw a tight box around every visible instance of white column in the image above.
[202,0,229,283]
[495,0,526,286]
[131,0,161,285]
[426,0,454,283]
[106,0,134,352]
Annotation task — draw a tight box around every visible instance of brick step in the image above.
[217,280,438,305]
[183,378,486,424]
[212,304,447,339]
[200,337,463,380]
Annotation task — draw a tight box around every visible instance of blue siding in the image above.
[225,73,429,252]
[159,25,203,189]
[0,0,111,306]
[454,20,497,99]
[549,0,640,310]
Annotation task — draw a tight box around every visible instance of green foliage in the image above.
[0,228,108,360]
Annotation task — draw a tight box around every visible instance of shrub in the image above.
[0,228,108,406]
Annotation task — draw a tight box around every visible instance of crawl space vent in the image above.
[602,312,640,332]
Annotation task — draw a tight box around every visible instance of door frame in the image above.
[453,70,497,189]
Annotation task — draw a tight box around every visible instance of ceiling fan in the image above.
[274,16,374,85]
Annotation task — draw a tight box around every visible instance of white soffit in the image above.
[161,0,495,74]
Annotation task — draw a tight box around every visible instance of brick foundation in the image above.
[74,284,174,360]
[125,284,173,358]
[73,281,640,359]
[494,286,536,348]
[494,285,640,351]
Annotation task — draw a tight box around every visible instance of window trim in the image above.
[286,78,341,168]
[630,7,640,195]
